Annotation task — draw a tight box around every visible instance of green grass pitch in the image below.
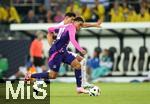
[50,82,150,104]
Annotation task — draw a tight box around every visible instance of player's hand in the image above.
[81,50,87,55]
[95,20,102,28]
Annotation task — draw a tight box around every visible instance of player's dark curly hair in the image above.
[65,12,76,17]
[74,17,84,23]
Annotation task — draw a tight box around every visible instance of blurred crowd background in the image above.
[0,0,150,24]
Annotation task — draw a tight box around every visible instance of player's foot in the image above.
[82,82,94,89]
[76,87,89,94]
[24,72,31,82]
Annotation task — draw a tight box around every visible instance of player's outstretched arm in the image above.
[82,20,102,28]
[68,24,86,55]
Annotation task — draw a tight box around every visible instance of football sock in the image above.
[81,59,88,85]
[31,72,49,79]
[74,69,82,87]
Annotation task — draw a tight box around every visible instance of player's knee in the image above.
[50,75,56,79]
[49,73,57,79]
[74,63,81,69]
[76,56,83,62]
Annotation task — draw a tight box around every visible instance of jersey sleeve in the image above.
[67,24,84,52]
[48,24,66,33]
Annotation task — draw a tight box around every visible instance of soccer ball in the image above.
[89,86,101,96]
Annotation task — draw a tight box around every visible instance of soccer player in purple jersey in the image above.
[25,17,92,94]
[47,12,102,88]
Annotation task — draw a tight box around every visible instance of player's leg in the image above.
[25,53,62,80]
[67,52,83,88]
[32,56,45,94]
[63,52,89,94]
[28,64,60,79]
[75,54,93,88]
[31,70,58,95]
[71,59,82,87]
[75,55,83,62]
[28,70,57,79]
[33,57,45,87]
[71,59,89,94]
[66,53,82,88]
[75,55,86,86]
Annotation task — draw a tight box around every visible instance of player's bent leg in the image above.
[25,70,58,81]
[71,56,94,89]
[71,59,81,69]
[70,59,89,94]
[64,52,89,94]
[69,52,83,62]
[76,55,83,62]
[31,70,57,95]
[49,70,58,79]
[25,72,48,81]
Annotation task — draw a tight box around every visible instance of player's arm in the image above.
[82,20,102,28]
[48,24,67,32]
[68,25,86,55]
